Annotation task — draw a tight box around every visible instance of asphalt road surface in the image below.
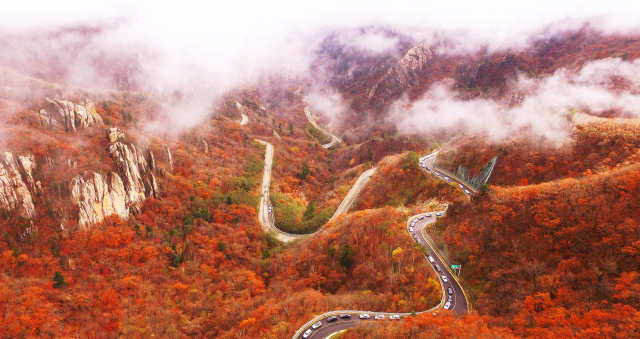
[420,152,476,196]
[238,113,248,125]
[329,168,375,221]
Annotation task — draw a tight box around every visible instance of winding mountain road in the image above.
[420,151,477,196]
[234,100,249,125]
[295,88,342,149]
[290,151,472,339]
[255,139,375,242]
[238,113,248,125]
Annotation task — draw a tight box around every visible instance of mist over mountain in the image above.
[2,1,640,338]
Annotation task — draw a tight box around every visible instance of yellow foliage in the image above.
[392,247,403,258]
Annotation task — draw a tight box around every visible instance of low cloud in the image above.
[306,85,351,129]
[341,30,400,54]
[397,58,640,143]
[395,83,570,143]
[4,1,640,135]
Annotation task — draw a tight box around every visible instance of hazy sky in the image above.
[3,0,640,133]
[4,0,640,43]
[4,0,640,81]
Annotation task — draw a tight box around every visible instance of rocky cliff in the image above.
[44,99,104,132]
[109,141,159,214]
[70,171,128,230]
[368,42,435,106]
[0,152,38,218]
[69,129,159,228]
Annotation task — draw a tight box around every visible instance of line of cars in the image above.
[427,253,455,310]
[410,213,454,310]
[420,157,472,195]
[302,313,401,338]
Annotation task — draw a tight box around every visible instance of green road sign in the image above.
[451,265,461,269]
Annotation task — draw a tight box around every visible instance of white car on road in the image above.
[312,321,322,329]
[441,275,448,283]
[360,314,370,319]
[303,329,312,338]
[374,315,385,320]
[428,256,435,263]
[444,302,451,310]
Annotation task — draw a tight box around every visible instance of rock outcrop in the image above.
[45,99,104,132]
[368,42,435,104]
[36,109,59,128]
[70,172,128,230]
[18,154,41,193]
[109,142,159,214]
[0,152,37,218]
[164,146,173,172]
[107,127,125,143]
[68,130,160,229]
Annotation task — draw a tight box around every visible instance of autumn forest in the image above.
[2,16,640,339]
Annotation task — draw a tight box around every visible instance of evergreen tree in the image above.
[52,271,67,289]
[338,244,355,269]
[304,201,317,220]
[298,163,310,180]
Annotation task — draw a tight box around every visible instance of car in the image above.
[426,213,432,217]
[409,227,414,232]
[418,216,424,220]
[303,329,313,338]
[312,321,322,329]
[448,287,453,295]
[435,264,441,272]
[444,302,451,310]
[458,184,463,189]
[425,167,430,171]
[374,315,385,320]
[369,174,372,177]
[327,316,338,322]
[448,295,453,302]
[360,314,370,319]
[436,212,444,217]
[441,275,448,283]
[465,190,470,194]
[444,177,449,180]
[339,314,351,319]
[390,315,401,320]
[428,256,435,263]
